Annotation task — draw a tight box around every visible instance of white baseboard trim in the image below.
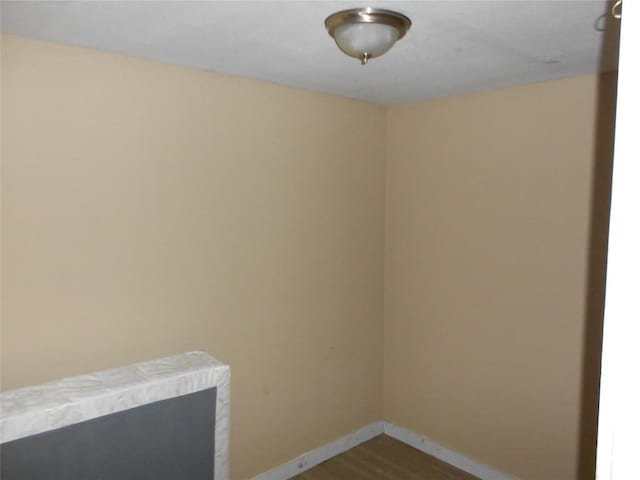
[252,420,519,480]
[382,421,520,480]
[251,421,384,480]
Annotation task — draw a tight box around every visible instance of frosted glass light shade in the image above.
[333,23,400,60]
[325,8,411,65]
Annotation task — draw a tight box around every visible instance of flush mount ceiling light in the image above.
[325,7,412,65]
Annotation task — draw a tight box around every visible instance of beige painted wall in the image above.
[0,35,386,479]
[2,33,615,480]
[384,74,616,480]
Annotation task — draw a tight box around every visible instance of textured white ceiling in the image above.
[0,0,619,105]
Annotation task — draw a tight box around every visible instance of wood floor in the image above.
[292,434,479,480]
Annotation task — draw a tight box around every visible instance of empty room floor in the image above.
[292,434,479,480]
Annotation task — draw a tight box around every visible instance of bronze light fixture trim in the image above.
[325,7,412,65]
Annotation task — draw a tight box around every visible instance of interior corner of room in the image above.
[0,1,633,480]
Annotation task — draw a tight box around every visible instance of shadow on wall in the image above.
[578,3,620,479]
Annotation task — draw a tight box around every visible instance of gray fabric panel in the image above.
[0,387,216,480]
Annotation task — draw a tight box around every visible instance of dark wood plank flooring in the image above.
[292,434,479,480]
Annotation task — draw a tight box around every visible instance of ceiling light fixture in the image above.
[325,7,412,65]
